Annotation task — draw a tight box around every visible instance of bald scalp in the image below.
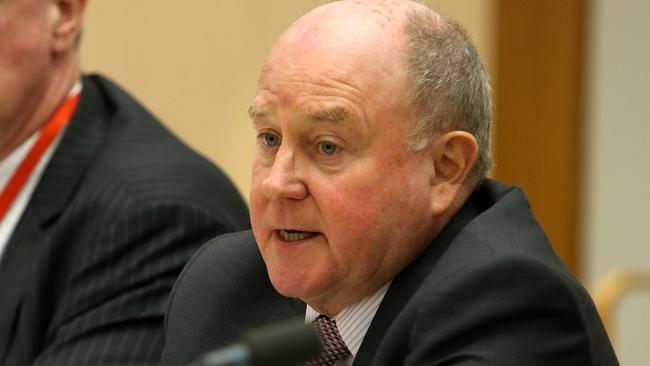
[272,1,406,55]
[319,0,440,24]
[259,0,435,100]
[283,0,441,39]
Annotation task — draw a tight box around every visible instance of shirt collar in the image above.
[305,281,391,357]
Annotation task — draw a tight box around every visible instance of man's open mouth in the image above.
[278,230,318,242]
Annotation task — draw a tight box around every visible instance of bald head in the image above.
[260,1,423,104]
[266,0,441,73]
[284,0,437,34]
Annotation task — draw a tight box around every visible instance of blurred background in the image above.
[80,1,649,364]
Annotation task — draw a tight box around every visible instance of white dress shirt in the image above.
[305,281,391,366]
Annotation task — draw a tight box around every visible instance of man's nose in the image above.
[261,146,308,201]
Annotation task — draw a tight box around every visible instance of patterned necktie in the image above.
[299,315,351,366]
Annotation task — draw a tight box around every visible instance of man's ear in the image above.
[427,131,478,216]
[50,0,86,54]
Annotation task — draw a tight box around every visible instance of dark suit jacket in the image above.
[162,179,618,366]
[0,75,250,366]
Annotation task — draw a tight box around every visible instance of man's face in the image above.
[249,8,437,313]
[0,0,54,132]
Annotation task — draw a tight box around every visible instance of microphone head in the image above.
[244,318,322,366]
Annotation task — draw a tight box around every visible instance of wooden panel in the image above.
[494,0,586,274]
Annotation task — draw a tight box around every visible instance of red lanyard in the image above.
[0,93,81,222]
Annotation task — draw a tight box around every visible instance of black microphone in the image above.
[193,318,322,366]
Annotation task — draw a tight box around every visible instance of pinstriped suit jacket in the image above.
[162,180,618,366]
[0,75,250,366]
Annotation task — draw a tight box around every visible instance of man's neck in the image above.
[0,59,80,161]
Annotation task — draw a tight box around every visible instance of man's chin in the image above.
[267,268,323,300]
[268,271,307,298]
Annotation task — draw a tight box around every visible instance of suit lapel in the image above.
[0,211,44,362]
[25,77,108,226]
[0,76,108,359]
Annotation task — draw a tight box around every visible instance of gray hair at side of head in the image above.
[404,8,492,185]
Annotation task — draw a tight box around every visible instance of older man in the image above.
[163,1,617,365]
[0,0,249,365]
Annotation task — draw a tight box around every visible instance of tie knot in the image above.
[299,315,351,366]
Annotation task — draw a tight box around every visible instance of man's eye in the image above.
[319,141,338,156]
[261,133,280,147]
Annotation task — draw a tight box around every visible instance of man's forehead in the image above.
[259,17,409,99]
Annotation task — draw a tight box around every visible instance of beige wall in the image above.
[80,0,495,201]
[585,0,650,364]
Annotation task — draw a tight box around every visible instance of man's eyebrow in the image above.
[305,107,352,123]
[248,104,268,119]
[248,104,353,124]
